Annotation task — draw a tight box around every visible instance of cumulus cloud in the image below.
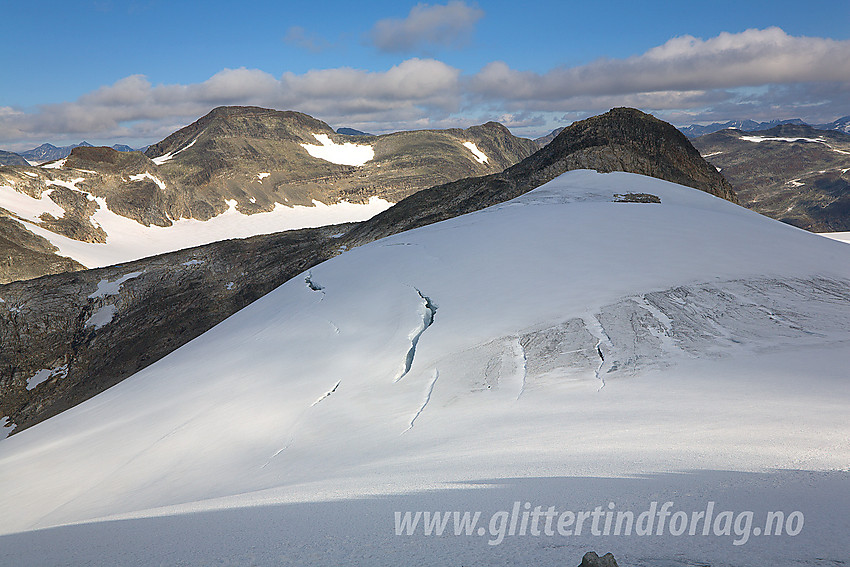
[368,1,484,52]
[2,27,850,148]
[469,27,850,107]
[0,60,463,147]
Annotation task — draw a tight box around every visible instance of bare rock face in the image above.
[0,151,27,166]
[0,217,85,283]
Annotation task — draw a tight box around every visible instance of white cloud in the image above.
[368,1,484,53]
[469,28,850,105]
[2,28,849,148]
[0,60,464,146]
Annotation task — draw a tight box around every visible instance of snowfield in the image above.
[463,141,489,163]
[300,133,375,166]
[0,185,65,222]
[2,186,391,268]
[822,231,850,244]
[739,135,827,143]
[1,170,849,566]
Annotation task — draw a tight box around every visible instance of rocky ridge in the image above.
[346,107,737,245]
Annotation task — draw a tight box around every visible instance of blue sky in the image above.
[2,0,849,149]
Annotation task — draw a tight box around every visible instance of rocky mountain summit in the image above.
[142,105,536,212]
[0,106,538,283]
[0,107,737,435]
[0,151,27,167]
[347,107,736,244]
[693,124,850,231]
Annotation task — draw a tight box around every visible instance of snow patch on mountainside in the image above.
[740,135,827,143]
[0,185,65,222]
[88,271,145,298]
[40,158,66,169]
[301,133,374,166]
[10,195,392,268]
[462,141,489,164]
[128,171,166,191]
[26,364,68,391]
[821,231,850,243]
[85,305,118,329]
[45,177,86,192]
[739,135,850,155]
[151,137,198,165]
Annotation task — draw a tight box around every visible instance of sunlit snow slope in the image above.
[1,170,849,566]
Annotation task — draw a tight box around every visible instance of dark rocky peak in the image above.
[537,107,737,202]
[66,145,155,172]
[345,107,737,245]
[578,551,619,567]
[465,121,511,135]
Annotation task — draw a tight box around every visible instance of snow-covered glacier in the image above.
[1,170,849,566]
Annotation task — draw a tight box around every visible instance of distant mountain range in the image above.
[534,127,565,147]
[0,142,149,165]
[19,141,94,163]
[534,116,850,146]
[692,123,850,231]
[679,116,850,138]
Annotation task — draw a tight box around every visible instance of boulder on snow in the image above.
[579,551,620,567]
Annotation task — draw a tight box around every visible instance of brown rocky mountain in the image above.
[692,124,850,231]
[142,105,538,220]
[0,106,538,284]
[0,107,736,435]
